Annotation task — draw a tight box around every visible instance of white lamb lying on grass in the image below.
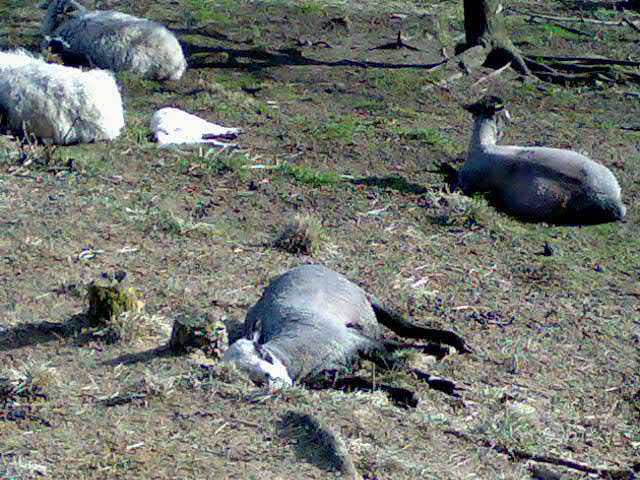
[151,107,241,146]
[0,50,125,145]
[41,0,187,81]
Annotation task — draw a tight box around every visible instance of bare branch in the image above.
[445,429,638,480]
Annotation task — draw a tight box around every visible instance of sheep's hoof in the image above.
[86,271,143,326]
[169,312,228,360]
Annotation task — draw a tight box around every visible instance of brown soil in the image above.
[1,1,639,479]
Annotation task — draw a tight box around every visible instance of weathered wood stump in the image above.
[86,271,142,326]
[169,313,228,360]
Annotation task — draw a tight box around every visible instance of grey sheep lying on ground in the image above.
[459,96,625,225]
[224,264,468,388]
[41,0,187,81]
[0,50,124,145]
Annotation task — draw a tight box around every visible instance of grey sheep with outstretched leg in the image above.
[224,264,468,390]
[41,0,187,81]
[459,95,625,225]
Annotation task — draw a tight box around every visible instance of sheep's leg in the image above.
[330,376,419,409]
[370,302,471,353]
[409,368,466,397]
[360,347,465,398]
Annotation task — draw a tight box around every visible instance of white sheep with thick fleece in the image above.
[0,50,124,145]
[42,0,186,81]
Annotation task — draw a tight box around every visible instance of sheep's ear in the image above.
[464,95,506,117]
[256,345,275,364]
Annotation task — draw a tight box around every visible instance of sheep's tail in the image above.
[369,297,471,353]
[41,0,87,35]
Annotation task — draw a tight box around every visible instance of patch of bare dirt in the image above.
[1,1,639,479]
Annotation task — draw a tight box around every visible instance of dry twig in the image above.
[508,7,634,26]
[444,429,638,480]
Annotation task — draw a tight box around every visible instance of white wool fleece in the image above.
[0,53,124,144]
[42,1,187,81]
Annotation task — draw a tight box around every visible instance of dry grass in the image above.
[0,0,639,479]
[273,213,326,255]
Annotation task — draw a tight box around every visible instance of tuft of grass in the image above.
[126,120,151,145]
[308,114,369,143]
[273,213,326,255]
[202,149,252,174]
[141,208,221,237]
[539,23,583,40]
[276,162,340,186]
[392,126,463,156]
[369,69,423,97]
[425,192,495,229]
[138,79,164,93]
[104,312,173,346]
[180,148,253,176]
[319,122,360,142]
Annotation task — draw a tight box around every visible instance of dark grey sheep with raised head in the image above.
[459,95,625,225]
[223,264,468,387]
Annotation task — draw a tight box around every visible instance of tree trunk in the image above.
[459,0,530,74]
[464,0,504,47]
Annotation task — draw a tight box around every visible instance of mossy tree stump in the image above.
[169,313,228,360]
[86,271,142,326]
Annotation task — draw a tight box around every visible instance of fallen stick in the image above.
[623,17,640,32]
[471,61,512,87]
[525,16,592,36]
[507,7,629,26]
[444,429,637,480]
[526,55,640,68]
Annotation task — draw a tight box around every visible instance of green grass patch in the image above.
[317,121,362,143]
[276,162,340,186]
[392,126,463,156]
[540,23,583,40]
[354,101,388,113]
[182,0,236,24]
[369,69,423,96]
[306,114,371,143]
[180,149,253,176]
[395,127,450,144]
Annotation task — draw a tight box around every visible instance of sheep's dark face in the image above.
[223,339,293,387]
[464,95,506,119]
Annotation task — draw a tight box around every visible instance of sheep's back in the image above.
[0,50,37,71]
[244,264,383,381]
[0,60,124,144]
[463,145,624,222]
[54,11,186,80]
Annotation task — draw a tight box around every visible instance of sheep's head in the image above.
[464,96,506,118]
[465,95,511,141]
[223,339,293,388]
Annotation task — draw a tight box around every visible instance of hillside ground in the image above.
[0,0,639,478]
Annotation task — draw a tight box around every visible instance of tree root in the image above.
[507,6,639,27]
[459,38,640,85]
[193,41,638,87]
[525,55,640,85]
